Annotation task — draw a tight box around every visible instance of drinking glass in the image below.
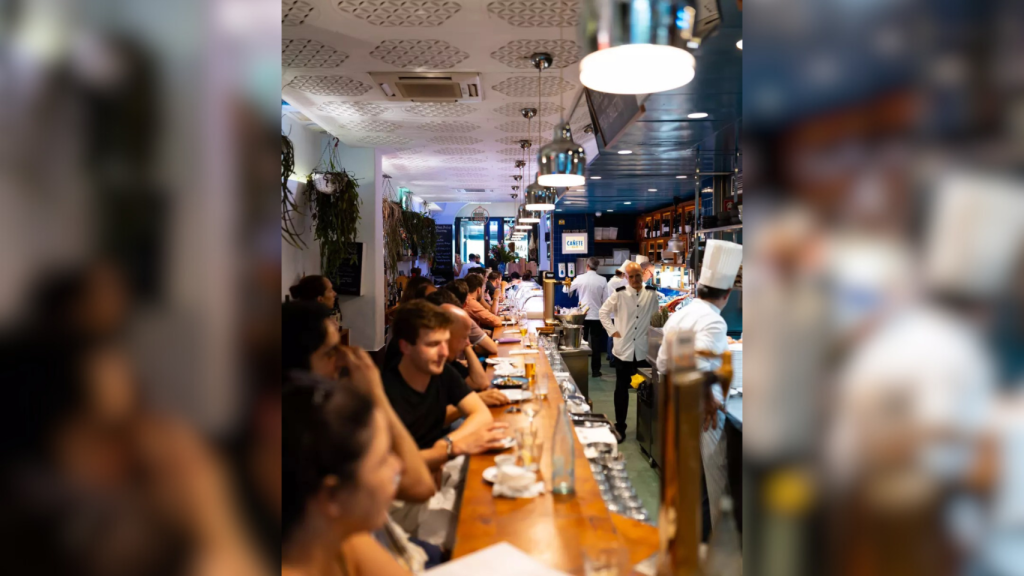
[523,358,536,386]
[521,396,541,423]
[515,427,543,472]
[534,375,549,400]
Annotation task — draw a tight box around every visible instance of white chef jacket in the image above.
[599,284,661,362]
[562,270,608,320]
[605,275,625,302]
[655,299,729,377]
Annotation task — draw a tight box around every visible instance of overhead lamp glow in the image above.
[676,175,687,179]
[617,150,633,155]
[525,183,557,211]
[648,188,657,192]
[590,176,602,180]
[606,209,614,212]
[687,112,709,119]
[579,44,696,94]
[737,39,743,50]
[537,124,586,187]
[624,202,632,205]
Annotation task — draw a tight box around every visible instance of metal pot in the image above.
[560,324,584,349]
[555,313,587,326]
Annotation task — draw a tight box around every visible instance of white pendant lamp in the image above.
[534,51,586,187]
[578,0,709,95]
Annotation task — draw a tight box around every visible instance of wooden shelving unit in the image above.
[636,204,694,265]
[595,239,635,244]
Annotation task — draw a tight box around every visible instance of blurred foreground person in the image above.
[0,335,265,576]
[282,301,340,380]
[828,173,1024,576]
[282,372,410,576]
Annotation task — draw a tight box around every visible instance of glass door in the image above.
[460,220,485,262]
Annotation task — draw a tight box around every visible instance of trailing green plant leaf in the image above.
[281,135,306,249]
[490,243,519,265]
[419,214,437,267]
[304,139,362,294]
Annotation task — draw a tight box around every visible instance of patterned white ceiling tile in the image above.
[285,75,374,96]
[341,120,402,132]
[418,121,480,133]
[491,76,575,97]
[403,102,477,117]
[317,102,390,117]
[370,39,470,68]
[486,0,580,27]
[283,39,347,68]
[427,135,483,145]
[359,134,413,146]
[442,156,488,165]
[495,119,554,133]
[337,0,462,27]
[283,0,317,26]
[497,147,528,156]
[495,134,551,146]
[434,147,485,155]
[490,39,580,69]
[493,101,563,117]
[391,147,426,157]
[450,167,488,173]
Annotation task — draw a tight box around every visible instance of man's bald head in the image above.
[624,261,643,291]
[441,303,472,361]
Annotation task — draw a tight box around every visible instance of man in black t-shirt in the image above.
[438,304,508,407]
[383,301,509,472]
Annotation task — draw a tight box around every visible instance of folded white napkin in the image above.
[492,466,545,499]
[502,389,533,402]
[493,367,525,377]
[576,427,619,456]
[509,349,538,356]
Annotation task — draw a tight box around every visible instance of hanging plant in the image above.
[401,210,424,257]
[305,138,362,279]
[420,214,437,266]
[281,134,306,249]
[381,174,405,305]
[490,243,519,265]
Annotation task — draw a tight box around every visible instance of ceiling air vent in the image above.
[453,188,493,194]
[369,72,482,103]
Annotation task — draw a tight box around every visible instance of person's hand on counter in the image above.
[451,422,510,455]
[478,389,510,407]
[703,392,723,431]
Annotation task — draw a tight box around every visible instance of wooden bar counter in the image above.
[451,321,659,574]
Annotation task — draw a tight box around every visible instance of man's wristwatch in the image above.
[443,436,454,459]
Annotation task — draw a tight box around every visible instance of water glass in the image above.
[534,375,548,399]
[515,427,543,472]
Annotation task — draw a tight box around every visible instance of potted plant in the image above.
[305,138,362,278]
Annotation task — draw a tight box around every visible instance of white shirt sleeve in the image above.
[599,291,617,336]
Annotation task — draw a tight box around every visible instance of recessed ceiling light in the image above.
[648,188,657,192]
[736,39,743,50]
[591,176,602,180]
[676,175,687,179]
[617,150,633,155]
[607,209,614,212]
[624,202,632,205]
[687,112,709,119]
[555,209,562,212]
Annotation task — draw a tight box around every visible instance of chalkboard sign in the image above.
[584,88,644,149]
[332,243,363,296]
[432,224,453,279]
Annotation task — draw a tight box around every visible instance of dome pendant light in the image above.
[578,0,710,94]
[536,47,586,187]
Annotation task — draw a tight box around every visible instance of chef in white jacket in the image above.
[602,262,629,368]
[600,261,661,440]
[563,257,609,377]
[656,239,742,526]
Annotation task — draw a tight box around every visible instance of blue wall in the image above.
[551,213,594,308]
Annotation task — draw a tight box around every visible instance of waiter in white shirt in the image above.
[599,261,661,440]
[603,262,629,367]
[656,239,742,525]
[563,257,609,377]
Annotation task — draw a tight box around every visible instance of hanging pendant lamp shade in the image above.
[578,0,703,95]
[525,180,557,211]
[517,204,540,224]
[537,123,586,187]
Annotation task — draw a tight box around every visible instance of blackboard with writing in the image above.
[584,88,644,149]
[332,243,363,296]
[432,224,453,279]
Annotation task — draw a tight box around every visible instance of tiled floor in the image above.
[585,357,661,522]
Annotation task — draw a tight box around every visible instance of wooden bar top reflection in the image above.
[451,320,658,575]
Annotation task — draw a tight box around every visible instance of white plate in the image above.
[482,466,499,483]
[502,390,533,402]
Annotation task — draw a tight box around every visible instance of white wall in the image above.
[281,121,386,351]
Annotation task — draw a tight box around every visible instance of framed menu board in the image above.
[332,243,363,296]
[432,224,454,280]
